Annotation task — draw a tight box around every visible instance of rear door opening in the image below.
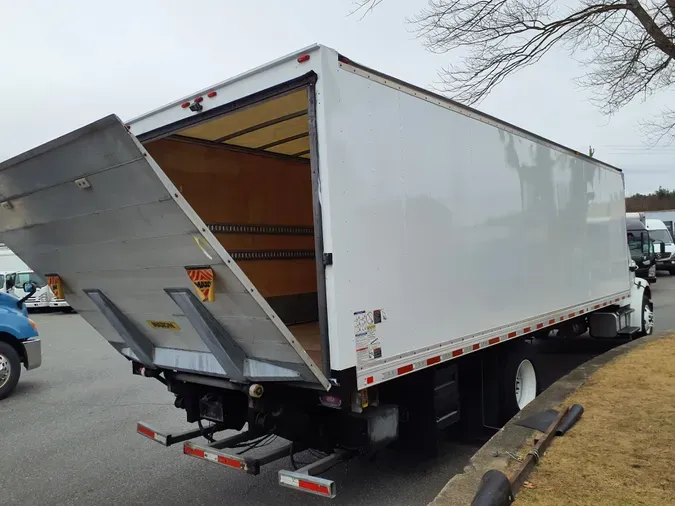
[144,85,325,369]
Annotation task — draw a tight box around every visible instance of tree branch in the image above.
[355,0,675,141]
[626,0,675,58]
[666,0,675,20]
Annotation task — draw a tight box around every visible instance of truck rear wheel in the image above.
[497,342,539,425]
[0,341,21,400]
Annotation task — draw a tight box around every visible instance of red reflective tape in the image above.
[366,376,374,384]
[472,343,480,351]
[549,319,555,325]
[217,455,242,469]
[508,331,517,338]
[299,479,330,496]
[427,356,441,366]
[569,313,575,318]
[452,349,463,357]
[579,309,585,314]
[594,304,600,309]
[184,445,205,458]
[603,302,607,306]
[536,323,544,329]
[523,327,531,333]
[560,316,565,321]
[615,298,620,302]
[398,364,414,375]
[137,424,155,439]
[488,337,500,345]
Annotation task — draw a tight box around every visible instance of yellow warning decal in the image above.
[147,320,181,330]
[46,274,64,299]
[186,267,215,302]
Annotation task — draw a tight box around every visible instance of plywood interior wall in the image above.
[146,139,317,298]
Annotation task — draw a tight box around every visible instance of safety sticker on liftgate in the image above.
[186,266,215,302]
[354,309,387,365]
[147,320,182,331]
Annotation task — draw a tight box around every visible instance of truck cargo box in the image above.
[0,44,631,392]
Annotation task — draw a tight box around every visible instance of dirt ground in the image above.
[516,334,675,506]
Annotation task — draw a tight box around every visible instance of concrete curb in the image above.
[429,332,670,506]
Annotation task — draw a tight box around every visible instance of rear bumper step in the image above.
[137,420,349,498]
[183,428,302,475]
[618,326,641,337]
[184,441,265,474]
[278,450,350,499]
[136,421,204,446]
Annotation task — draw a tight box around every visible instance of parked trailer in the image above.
[0,45,652,498]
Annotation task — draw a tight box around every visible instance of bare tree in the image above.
[353,0,675,141]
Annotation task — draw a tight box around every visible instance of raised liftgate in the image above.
[0,114,330,390]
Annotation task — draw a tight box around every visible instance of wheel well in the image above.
[644,286,652,301]
[0,332,26,363]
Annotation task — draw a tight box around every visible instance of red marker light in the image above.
[297,54,310,63]
[181,102,190,109]
[194,96,204,103]
[207,91,217,98]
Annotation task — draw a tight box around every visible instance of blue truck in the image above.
[0,282,42,399]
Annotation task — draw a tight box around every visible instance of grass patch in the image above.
[516,335,675,506]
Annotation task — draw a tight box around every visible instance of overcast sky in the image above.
[1,0,672,195]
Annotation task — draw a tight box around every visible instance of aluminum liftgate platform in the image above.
[0,115,330,389]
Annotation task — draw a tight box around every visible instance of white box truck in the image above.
[0,45,653,498]
[0,244,56,309]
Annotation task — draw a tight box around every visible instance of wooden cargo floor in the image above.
[288,321,322,368]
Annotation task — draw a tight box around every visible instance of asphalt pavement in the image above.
[2,276,674,505]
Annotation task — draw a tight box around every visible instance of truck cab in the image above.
[645,218,675,274]
[5,271,52,311]
[626,218,658,283]
[0,282,41,399]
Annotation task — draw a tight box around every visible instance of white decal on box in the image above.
[354,309,385,364]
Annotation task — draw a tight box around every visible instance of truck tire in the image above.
[638,295,654,337]
[0,341,21,400]
[497,342,539,425]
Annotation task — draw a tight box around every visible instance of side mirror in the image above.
[660,242,666,254]
[17,282,36,309]
[629,259,638,272]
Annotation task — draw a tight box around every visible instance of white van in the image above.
[645,218,675,273]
